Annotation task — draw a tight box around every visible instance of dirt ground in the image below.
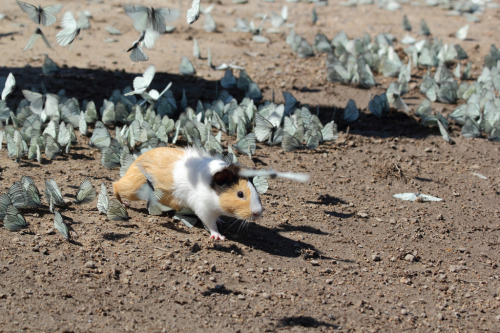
[1,0,499,332]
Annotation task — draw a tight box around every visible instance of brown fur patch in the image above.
[218,179,253,219]
[211,165,241,194]
[113,147,184,210]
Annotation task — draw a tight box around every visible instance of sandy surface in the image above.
[1,0,499,331]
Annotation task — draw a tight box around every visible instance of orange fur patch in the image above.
[113,147,184,210]
[218,179,253,219]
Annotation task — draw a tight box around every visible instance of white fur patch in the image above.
[247,181,263,216]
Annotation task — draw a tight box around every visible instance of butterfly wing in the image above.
[2,73,15,101]
[56,12,79,46]
[107,198,130,221]
[8,182,29,209]
[143,30,160,49]
[40,4,62,26]
[254,112,274,142]
[187,0,201,24]
[16,1,40,24]
[97,183,109,214]
[282,131,302,152]
[74,177,96,204]
[22,90,44,114]
[252,176,268,195]
[3,205,27,231]
[54,210,70,240]
[133,65,156,93]
[124,5,149,31]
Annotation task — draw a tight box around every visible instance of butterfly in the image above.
[74,177,97,204]
[43,54,59,75]
[22,90,59,116]
[180,56,196,76]
[107,198,130,221]
[8,181,30,209]
[462,116,480,138]
[1,73,15,101]
[172,207,199,228]
[54,210,70,240]
[97,183,109,214]
[2,205,27,231]
[455,24,469,41]
[24,27,52,51]
[6,130,27,161]
[252,175,268,195]
[136,164,172,215]
[21,176,42,207]
[125,65,156,96]
[239,168,310,183]
[393,193,442,202]
[0,193,13,220]
[203,13,216,33]
[44,134,62,160]
[232,132,256,157]
[186,0,201,24]
[89,121,112,149]
[124,5,176,34]
[437,114,453,144]
[16,0,62,26]
[56,11,84,47]
[254,112,283,145]
[343,99,359,122]
[127,31,150,62]
[45,179,65,212]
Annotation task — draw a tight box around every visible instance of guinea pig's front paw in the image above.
[210,232,226,241]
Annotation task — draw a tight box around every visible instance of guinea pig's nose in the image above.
[252,208,263,218]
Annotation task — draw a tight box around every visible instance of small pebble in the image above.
[372,254,381,262]
[404,254,415,262]
[84,261,96,269]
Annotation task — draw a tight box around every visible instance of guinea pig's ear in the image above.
[213,168,235,187]
[212,165,240,188]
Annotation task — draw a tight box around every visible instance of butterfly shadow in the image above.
[307,194,347,206]
[102,232,132,241]
[0,32,18,39]
[201,285,234,297]
[275,223,329,235]
[325,211,354,219]
[276,316,339,329]
[158,221,191,235]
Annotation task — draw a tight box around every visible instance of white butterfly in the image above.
[124,5,176,34]
[187,0,200,25]
[1,73,15,101]
[24,27,52,51]
[124,65,156,96]
[22,90,59,116]
[56,11,84,47]
[127,31,150,62]
[16,0,62,26]
[239,168,310,183]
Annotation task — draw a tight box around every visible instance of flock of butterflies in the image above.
[14,0,202,60]
[284,14,500,141]
[0,60,339,234]
[0,175,129,240]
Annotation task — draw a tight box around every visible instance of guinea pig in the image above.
[112,147,263,240]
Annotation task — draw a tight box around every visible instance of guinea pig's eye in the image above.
[237,191,244,199]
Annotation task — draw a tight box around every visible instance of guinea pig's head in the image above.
[211,165,263,220]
